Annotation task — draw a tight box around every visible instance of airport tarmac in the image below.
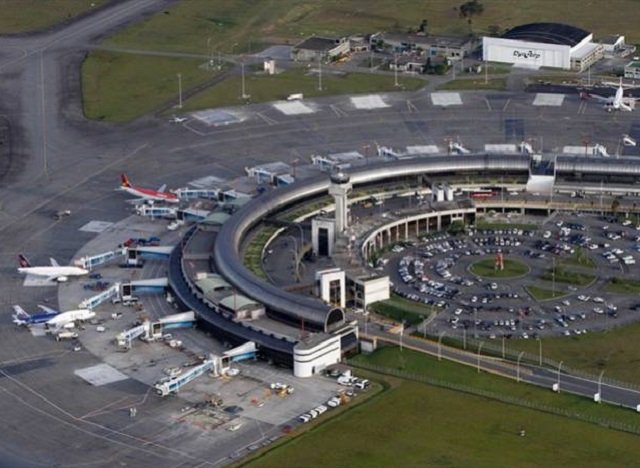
[1,0,640,465]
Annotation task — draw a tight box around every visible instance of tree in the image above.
[418,19,428,34]
[611,197,621,215]
[459,0,484,18]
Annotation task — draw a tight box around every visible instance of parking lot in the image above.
[376,212,640,341]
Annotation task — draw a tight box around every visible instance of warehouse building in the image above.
[482,23,603,71]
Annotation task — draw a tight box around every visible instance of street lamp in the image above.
[538,338,543,366]
[241,58,250,100]
[516,351,525,383]
[477,342,484,373]
[557,360,563,392]
[437,331,446,361]
[176,73,182,109]
[597,370,605,403]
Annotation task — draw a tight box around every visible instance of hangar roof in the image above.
[502,23,590,46]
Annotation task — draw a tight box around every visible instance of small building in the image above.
[624,61,640,79]
[349,35,370,52]
[598,35,625,56]
[291,36,350,62]
[381,33,475,61]
[389,54,424,73]
[483,22,603,71]
[263,58,276,75]
[219,294,265,321]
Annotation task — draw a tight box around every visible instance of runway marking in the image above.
[0,367,216,464]
[0,143,148,237]
[431,92,462,106]
[578,101,588,114]
[533,93,564,106]
[351,94,389,109]
[79,220,113,233]
[502,98,511,112]
[484,98,492,111]
[183,121,206,136]
[256,112,278,125]
[406,100,419,113]
[330,104,348,117]
[272,101,315,115]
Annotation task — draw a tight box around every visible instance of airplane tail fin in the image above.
[12,305,30,320]
[121,174,131,188]
[17,254,31,268]
[49,258,60,267]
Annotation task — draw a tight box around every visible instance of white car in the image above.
[592,297,605,303]
[327,397,341,408]
[298,414,311,423]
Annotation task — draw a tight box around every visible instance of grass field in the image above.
[470,258,529,278]
[369,294,434,326]
[182,68,425,110]
[503,321,640,386]
[82,51,224,122]
[436,77,507,91]
[102,0,640,54]
[526,285,567,301]
[541,268,595,286]
[605,277,640,294]
[247,348,640,467]
[559,248,596,269]
[0,0,109,33]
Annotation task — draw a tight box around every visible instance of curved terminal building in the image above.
[169,153,640,377]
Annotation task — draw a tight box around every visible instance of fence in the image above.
[349,360,640,436]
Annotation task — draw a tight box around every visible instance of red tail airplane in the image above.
[118,174,179,204]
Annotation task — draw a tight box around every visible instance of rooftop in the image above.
[294,36,343,51]
[502,23,590,46]
[626,61,640,69]
[383,32,473,48]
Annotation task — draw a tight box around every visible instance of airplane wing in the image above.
[584,92,611,103]
[50,258,60,267]
[38,304,60,315]
[157,184,167,193]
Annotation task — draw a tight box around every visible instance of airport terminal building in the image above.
[483,23,603,71]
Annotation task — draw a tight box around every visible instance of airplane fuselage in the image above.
[122,186,179,203]
[18,266,88,278]
[46,309,95,328]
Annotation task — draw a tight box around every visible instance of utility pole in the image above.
[394,54,399,87]
[177,73,182,109]
[318,54,323,91]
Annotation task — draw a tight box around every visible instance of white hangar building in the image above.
[483,23,603,71]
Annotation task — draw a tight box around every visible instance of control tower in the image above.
[328,171,352,235]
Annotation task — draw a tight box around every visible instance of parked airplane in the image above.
[169,115,187,123]
[12,304,59,326]
[17,254,88,282]
[39,306,96,331]
[581,78,640,112]
[118,174,180,204]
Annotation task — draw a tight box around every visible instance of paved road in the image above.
[367,329,640,409]
[2,1,640,465]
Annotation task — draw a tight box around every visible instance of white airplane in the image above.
[169,115,187,123]
[581,78,640,112]
[17,254,88,283]
[39,306,96,331]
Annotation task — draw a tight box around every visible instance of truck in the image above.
[287,93,303,101]
[56,331,79,341]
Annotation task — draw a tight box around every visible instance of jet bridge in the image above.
[154,357,216,396]
[79,282,121,309]
[75,248,127,270]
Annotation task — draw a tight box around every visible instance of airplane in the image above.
[169,115,187,123]
[118,174,180,204]
[17,254,88,283]
[39,306,96,331]
[580,78,640,112]
[12,304,59,326]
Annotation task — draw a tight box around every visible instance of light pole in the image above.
[177,73,182,109]
[241,58,250,100]
[501,335,505,358]
[557,360,563,392]
[318,54,323,91]
[538,338,542,366]
[207,37,214,68]
[437,331,446,361]
[463,327,467,350]
[516,351,525,383]
[597,370,605,403]
[394,54,399,87]
[399,320,404,352]
[477,342,484,373]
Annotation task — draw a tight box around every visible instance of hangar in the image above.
[482,23,603,71]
